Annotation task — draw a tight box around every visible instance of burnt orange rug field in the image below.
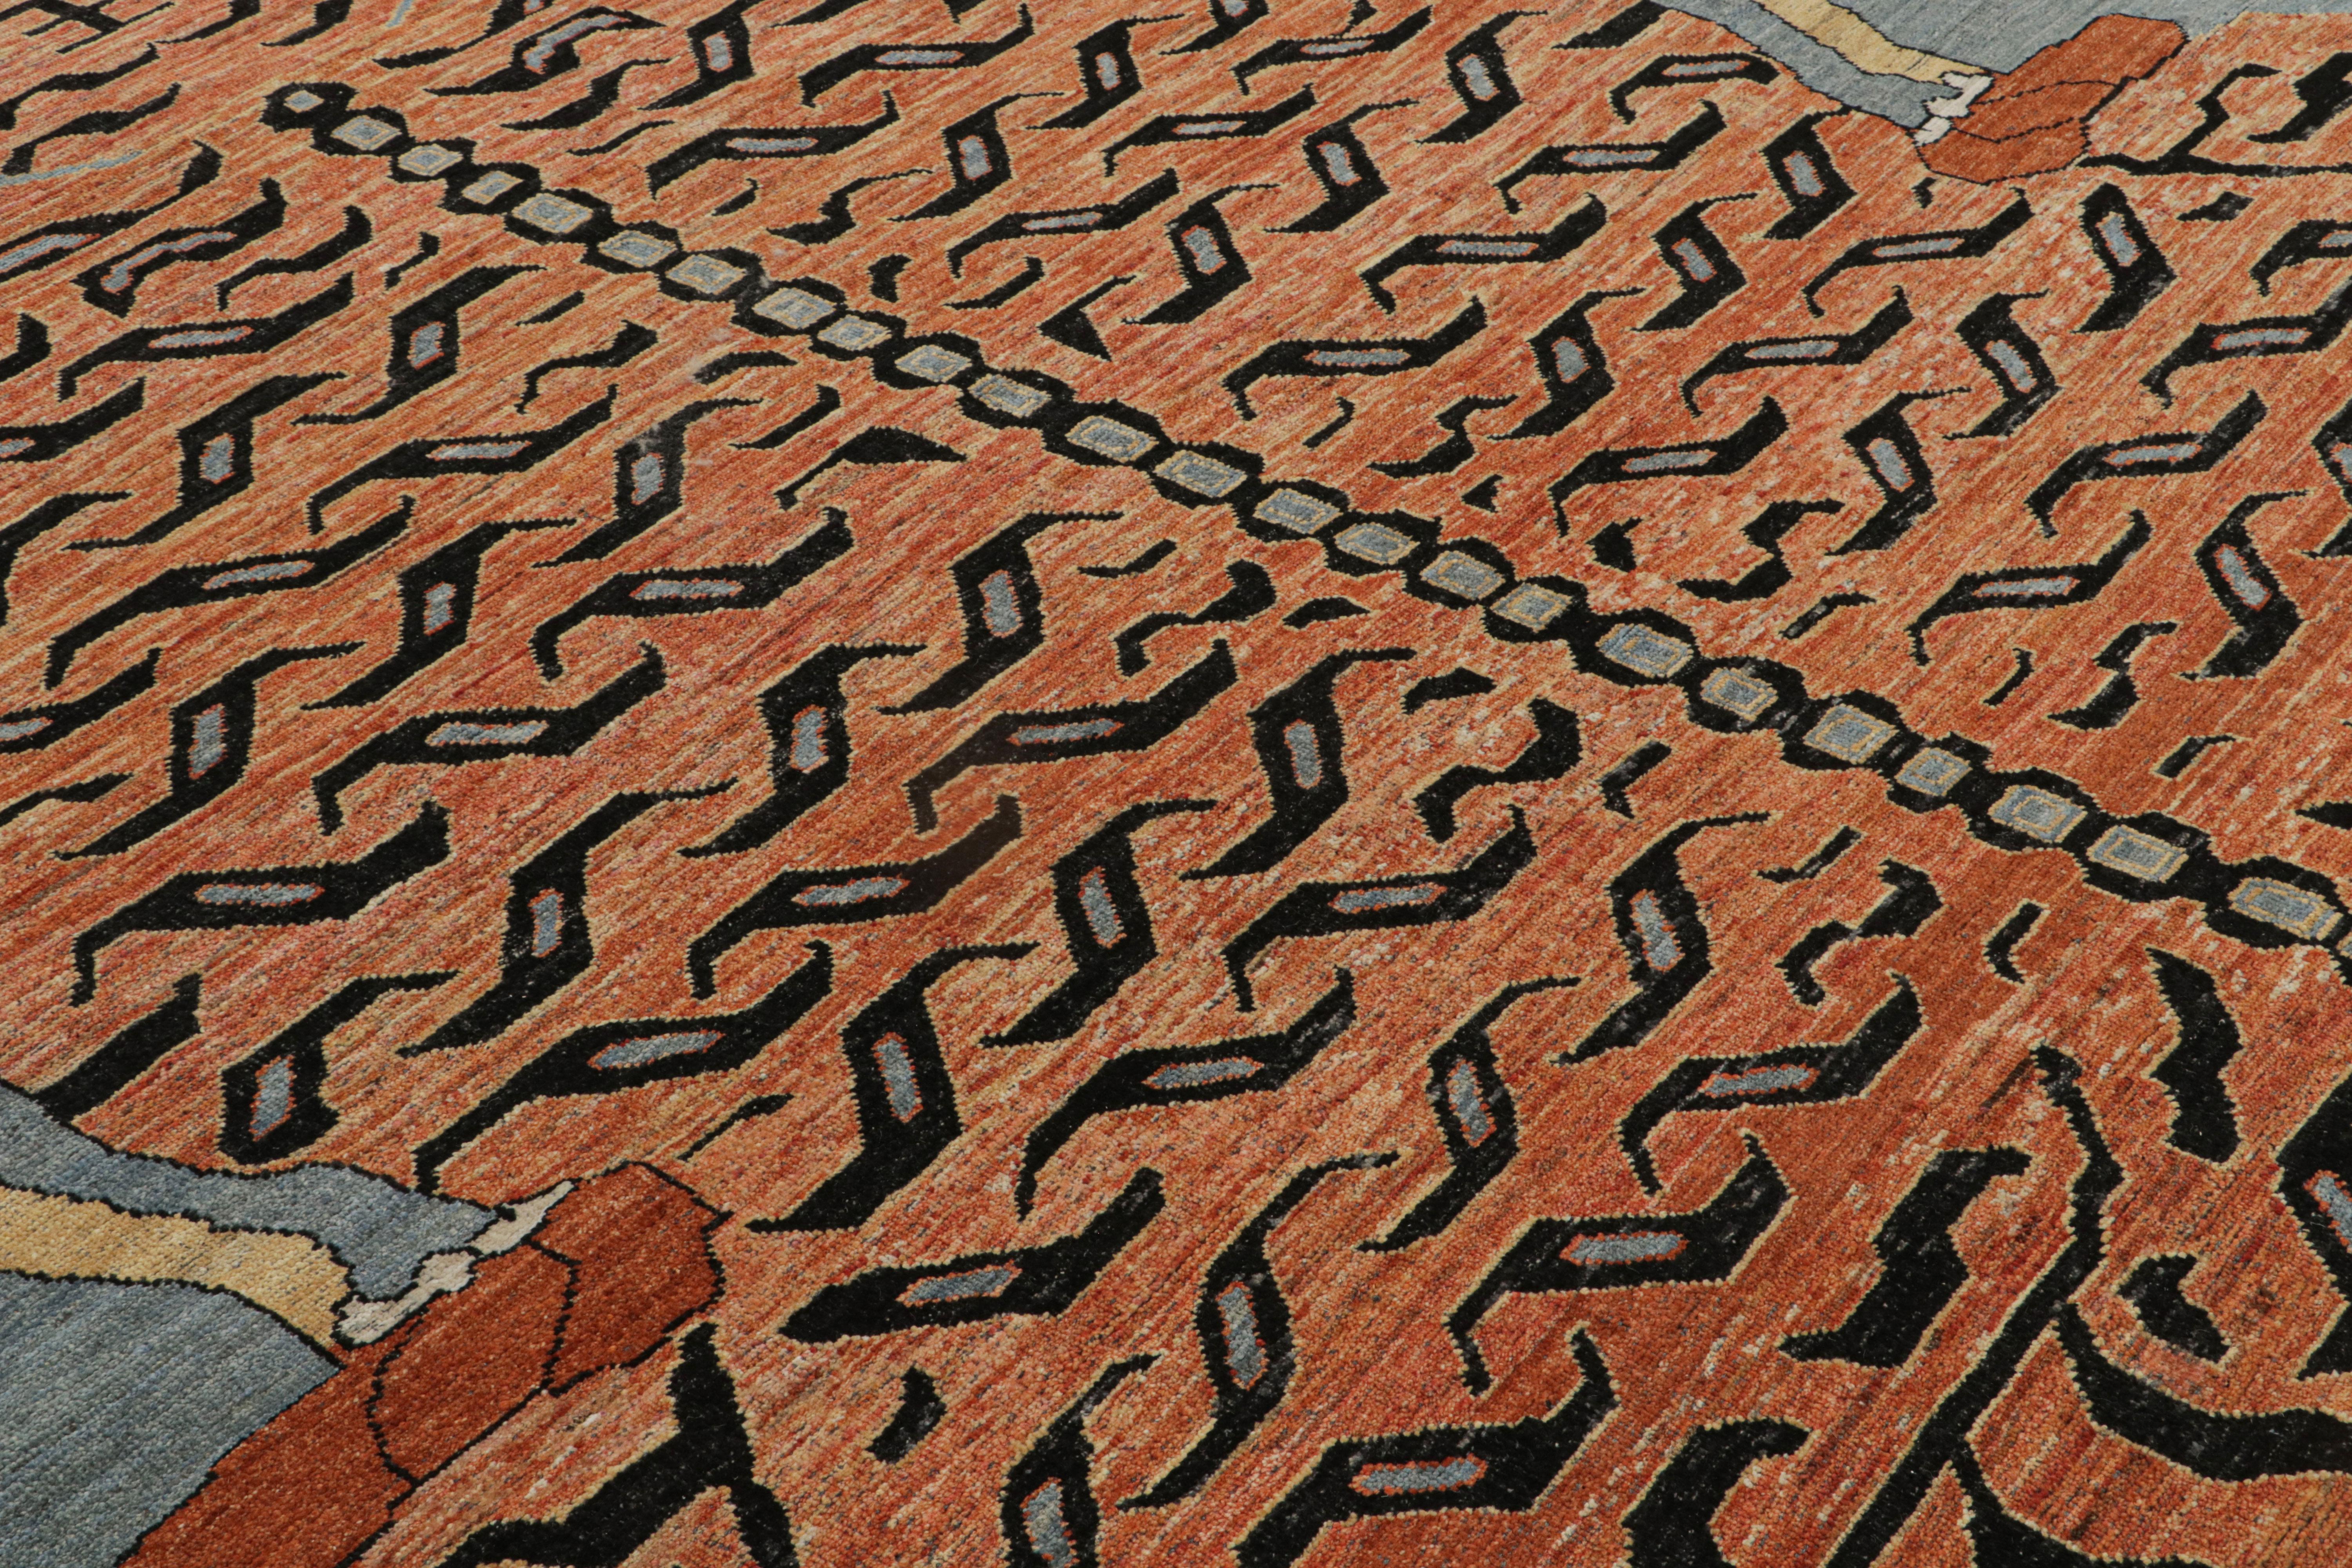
[10,1,2352,1564]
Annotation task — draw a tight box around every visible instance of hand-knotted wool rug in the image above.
[12,0,2352,1563]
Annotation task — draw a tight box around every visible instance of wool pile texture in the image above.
[12,0,2352,1564]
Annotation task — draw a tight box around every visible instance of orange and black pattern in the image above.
[12,0,2352,1564]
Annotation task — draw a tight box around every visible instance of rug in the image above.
[7,0,2352,1563]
